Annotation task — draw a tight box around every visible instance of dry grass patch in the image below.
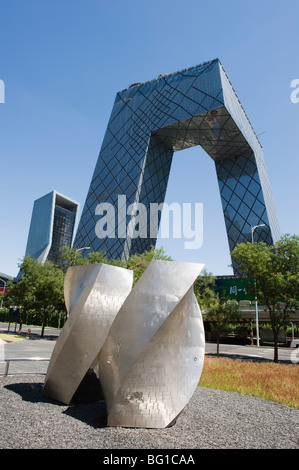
[199,356,299,409]
[0,332,23,342]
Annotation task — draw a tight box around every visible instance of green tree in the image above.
[126,245,173,284]
[59,244,172,285]
[205,295,241,356]
[35,260,65,337]
[59,245,126,271]
[6,255,65,337]
[59,246,90,270]
[231,234,299,362]
[5,256,41,330]
[194,270,216,309]
[86,251,109,265]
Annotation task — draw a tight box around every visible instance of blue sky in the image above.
[0,0,298,277]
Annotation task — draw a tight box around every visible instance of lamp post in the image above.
[0,277,6,309]
[251,224,266,347]
[70,246,90,266]
[76,247,90,253]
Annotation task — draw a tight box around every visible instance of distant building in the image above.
[0,272,14,294]
[24,190,79,265]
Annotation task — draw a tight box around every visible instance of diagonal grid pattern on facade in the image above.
[74,59,279,274]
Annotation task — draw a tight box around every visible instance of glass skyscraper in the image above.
[74,59,280,274]
[25,190,79,265]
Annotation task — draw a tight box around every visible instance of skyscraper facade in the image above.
[25,190,79,265]
[74,59,280,274]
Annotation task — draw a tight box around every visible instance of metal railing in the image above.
[1,357,50,376]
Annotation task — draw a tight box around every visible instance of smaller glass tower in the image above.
[24,190,79,265]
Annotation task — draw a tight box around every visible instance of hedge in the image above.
[0,309,66,329]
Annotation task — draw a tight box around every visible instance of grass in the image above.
[0,332,23,342]
[199,356,299,409]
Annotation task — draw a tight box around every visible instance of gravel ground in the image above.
[0,374,298,450]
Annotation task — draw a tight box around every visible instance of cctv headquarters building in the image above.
[74,59,280,274]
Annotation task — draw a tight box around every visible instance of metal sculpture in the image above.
[95,260,205,428]
[43,263,133,404]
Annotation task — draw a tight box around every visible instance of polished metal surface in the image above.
[43,263,133,404]
[96,260,205,428]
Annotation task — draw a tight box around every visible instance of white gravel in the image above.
[0,374,298,450]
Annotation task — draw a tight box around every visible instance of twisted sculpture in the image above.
[95,260,205,428]
[43,260,205,428]
[43,263,133,404]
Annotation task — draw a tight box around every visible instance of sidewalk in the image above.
[0,322,58,375]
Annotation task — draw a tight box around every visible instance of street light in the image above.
[251,224,266,346]
[76,247,90,252]
[71,247,91,266]
[0,277,6,309]
[251,224,266,244]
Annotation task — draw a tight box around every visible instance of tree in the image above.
[231,234,299,362]
[6,255,65,337]
[195,270,242,356]
[59,244,173,286]
[35,260,65,337]
[59,245,87,269]
[204,295,241,356]
[194,270,216,310]
[59,245,126,271]
[5,256,41,331]
[126,245,173,284]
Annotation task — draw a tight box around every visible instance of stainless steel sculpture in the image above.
[95,260,205,428]
[43,263,133,404]
[43,260,205,429]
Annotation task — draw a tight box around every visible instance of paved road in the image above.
[0,322,58,375]
[205,342,297,364]
[0,322,298,376]
[1,322,60,339]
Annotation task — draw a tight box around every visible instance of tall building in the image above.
[74,59,280,274]
[25,190,79,265]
